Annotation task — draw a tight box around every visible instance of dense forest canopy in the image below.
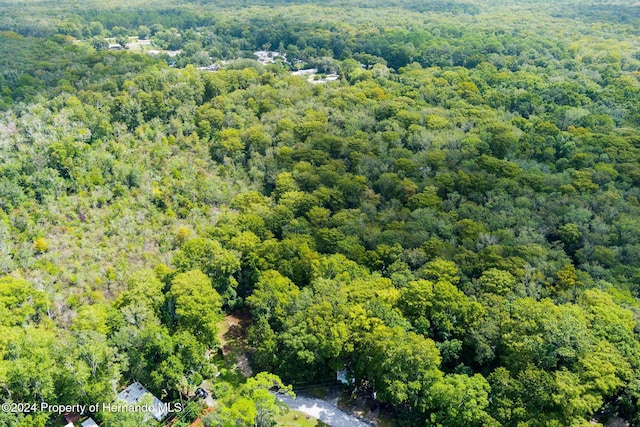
[1,0,640,426]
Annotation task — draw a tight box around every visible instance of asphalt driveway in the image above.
[277,393,373,427]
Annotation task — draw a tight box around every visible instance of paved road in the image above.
[277,393,372,427]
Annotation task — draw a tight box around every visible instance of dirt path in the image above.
[217,312,253,377]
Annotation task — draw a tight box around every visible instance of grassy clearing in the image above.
[276,409,330,427]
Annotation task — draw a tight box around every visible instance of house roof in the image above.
[116,382,167,421]
[81,418,99,427]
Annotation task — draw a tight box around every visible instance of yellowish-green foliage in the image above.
[0,276,46,327]
[176,225,191,243]
[33,237,48,253]
[169,269,223,346]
